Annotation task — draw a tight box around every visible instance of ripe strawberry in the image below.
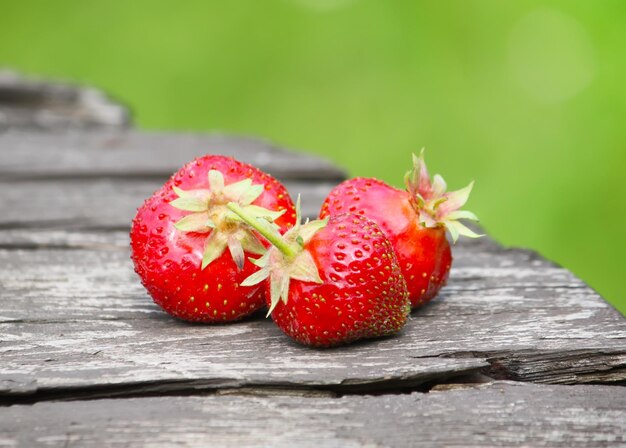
[228,199,410,347]
[130,155,295,323]
[320,150,481,308]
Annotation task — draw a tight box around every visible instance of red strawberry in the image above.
[130,155,295,322]
[320,150,481,308]
[228,199,410,347]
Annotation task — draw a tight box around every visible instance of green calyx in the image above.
[169,169,286,270]
[404,149,483,243]
[227,196,328,317]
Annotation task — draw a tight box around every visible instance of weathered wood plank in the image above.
[0,229,130,249]
[0,310,486,397]
[0,132,343,227]
[1,382,624,447]
[0,70,130,131]
[0,239,624,400]
[0,130,345,181]
[0,178,336,228]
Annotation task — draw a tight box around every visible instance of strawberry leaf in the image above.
[201,231,228,269]
[174,213,214,233]
[289,251,323,284]
[227,235,246,270]
[298,218,328,244]
[268,270,287,316]
[446,210,479,221]
[241,265,270,287]
[170,197,209,212]
[241,205,286,222]
[208,170,225,193]
[239,231,267,256]
[172,186,211,200]
[446,219,483,243]
[439,181,474,215]
[224,179,263,205]
[404,150,481,241]
[249,252,270,268]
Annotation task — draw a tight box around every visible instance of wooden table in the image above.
[1,130,625,447]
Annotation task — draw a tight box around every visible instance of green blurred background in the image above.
[1,0,624,314]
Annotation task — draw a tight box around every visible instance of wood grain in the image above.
[0,241,486,398]
[0,131,345,228]
[1,235,624,401]
[0,71,129,131]
[0,130,345,181]
[0,178,336,229]
[1,382,624,447]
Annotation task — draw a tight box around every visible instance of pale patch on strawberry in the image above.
[170,169,285,270]
[405,149,482,243]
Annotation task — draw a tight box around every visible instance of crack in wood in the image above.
[2,366,623,408]
[439,349,626,385]
[0,370,483,406]
[2,350,624,407]
[2,381,624,447]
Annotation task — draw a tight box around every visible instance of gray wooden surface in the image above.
[0,71,129,131]
[2,382,624,447]
[0,130,624,447]
[0,131,344,228]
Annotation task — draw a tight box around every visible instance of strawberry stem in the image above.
[227,202,299,258]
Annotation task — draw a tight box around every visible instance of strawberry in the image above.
[227,199,410,347]
[130,155,295,322]
[320,150,481,308]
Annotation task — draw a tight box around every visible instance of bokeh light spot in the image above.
[508,7,595,103]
